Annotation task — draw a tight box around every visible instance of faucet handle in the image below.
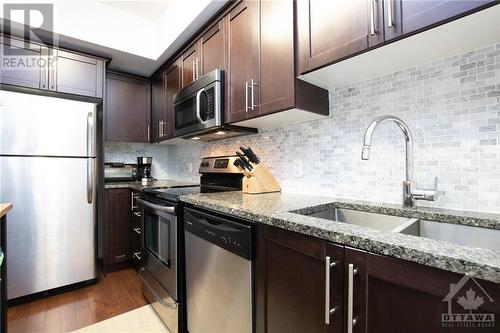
[413,177,438,202]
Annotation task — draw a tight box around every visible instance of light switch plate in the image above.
[293,159,303,178]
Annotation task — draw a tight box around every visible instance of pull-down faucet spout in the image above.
[361,115,438,208]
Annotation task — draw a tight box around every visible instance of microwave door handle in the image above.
[196,88,206,124]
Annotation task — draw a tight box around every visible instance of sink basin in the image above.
[399,219,500,251]
[302,207,418,232]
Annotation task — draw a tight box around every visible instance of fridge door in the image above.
[0,90,96,157]
[0,156,97,299]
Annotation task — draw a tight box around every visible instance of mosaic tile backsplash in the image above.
[106,43,500,213]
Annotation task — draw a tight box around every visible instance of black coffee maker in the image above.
[137,157,153,181]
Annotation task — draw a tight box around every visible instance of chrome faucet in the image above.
[361,115,438,208]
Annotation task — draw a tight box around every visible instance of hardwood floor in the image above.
[7,268,148,333]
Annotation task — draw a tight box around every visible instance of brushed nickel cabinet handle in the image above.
[133,252,142,260]
[251,79,258,111]
[347,264,359,333]
[195,57,200,79]
[50,52,56,90]
[192,60,196,81]
[370,0,377,36]
[133,227,141,234]
[325,256,337,324]
[245,81,249,112]
[387,0,394,28]
[147,125,150,142]
[158,120,162,138]
[133,211,142,217]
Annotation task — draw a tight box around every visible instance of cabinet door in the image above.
[259,0,295,115]
[151,70,166,143]
[52,49,104,98]
[181,43,200,88]
[226,0,260,123]
[326,243,345,333]
[345,248,367,333]
[257,227,333,333]
[105,73,151,143]
[199,19,226,76]
[366,253,500,333]
[400,0,493,36]
[165,60,181,139]
[0,38,45,89]
[297,0,382,74]
[106,189,131,265]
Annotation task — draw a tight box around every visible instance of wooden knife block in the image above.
[242,163,281,194]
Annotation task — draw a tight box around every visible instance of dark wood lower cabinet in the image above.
[256,225,344,333]
[257,225,500,333]
[366,253,500,333]
[104,188,132,273]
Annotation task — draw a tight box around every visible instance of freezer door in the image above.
[0,90,96,157]
[0,156,97,299]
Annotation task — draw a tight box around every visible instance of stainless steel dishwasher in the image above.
[184,207,254,333]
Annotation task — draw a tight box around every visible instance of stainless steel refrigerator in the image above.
[0,90,98,300]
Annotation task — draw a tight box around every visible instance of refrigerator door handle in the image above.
[86,112,94,157]
[87,159,93,204]
[86,112,94,204]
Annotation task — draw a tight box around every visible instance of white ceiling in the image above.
[0,0,228,76]
[100,1,171,21]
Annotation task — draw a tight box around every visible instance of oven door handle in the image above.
[136,198,175,214]
[138,268,178,309]
[195,88,206,124]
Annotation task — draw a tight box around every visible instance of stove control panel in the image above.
[199,156,243,174]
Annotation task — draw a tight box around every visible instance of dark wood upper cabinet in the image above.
[259,0,295,115]
[151,69,166,143]
[297,0,381,74]
[181,43,200,88]
[165,60,181,139]
[0,38,44,89]
[399,0,494,36]
[105,72,151,143]
[51,49,104,98]
[105,189,132,268]
[1,37,104,97]
[199,19,226,76]
[226,0,260,123]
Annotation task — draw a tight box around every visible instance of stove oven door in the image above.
[137,197,179,332]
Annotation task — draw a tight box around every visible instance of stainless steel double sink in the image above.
[297,207,500,251]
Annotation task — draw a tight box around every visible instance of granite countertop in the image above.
[180,191,500,284]
[105,179,199,191]
[0,203,13,218]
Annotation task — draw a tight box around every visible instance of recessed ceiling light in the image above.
[191,136,201,140]
[215,131,226,135]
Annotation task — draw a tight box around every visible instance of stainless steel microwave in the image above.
[173,69,223,137]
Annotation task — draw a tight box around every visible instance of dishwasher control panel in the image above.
[184,207,253,260]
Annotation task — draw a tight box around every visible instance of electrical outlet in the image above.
[293,159,303,178]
